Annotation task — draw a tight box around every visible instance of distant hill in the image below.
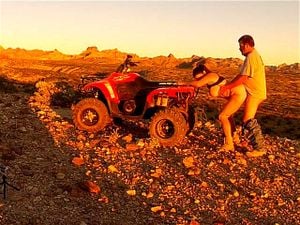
[0,45,299,73]
[0,47,70,60]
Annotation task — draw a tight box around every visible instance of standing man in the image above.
[220,35,267,156]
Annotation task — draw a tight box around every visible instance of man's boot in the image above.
[243,119,265,156]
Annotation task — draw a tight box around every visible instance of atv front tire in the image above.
[73,98,109,133]
[149,108,188,146]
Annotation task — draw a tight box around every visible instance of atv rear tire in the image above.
[149,108,188,146]
[73,98,109,133]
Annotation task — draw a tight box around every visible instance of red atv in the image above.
[72,55,198,146]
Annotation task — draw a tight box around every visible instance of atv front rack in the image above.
[78,72,108,91]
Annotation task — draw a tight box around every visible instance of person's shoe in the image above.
[219,143,235,152]
[246,149,266,158]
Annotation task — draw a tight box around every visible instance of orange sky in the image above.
[0,1,299,65]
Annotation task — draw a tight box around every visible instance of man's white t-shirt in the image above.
[240,49,267,100]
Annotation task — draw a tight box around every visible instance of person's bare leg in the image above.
[219,95,244,150]
[243,95,263,123]
[220,113,233,146]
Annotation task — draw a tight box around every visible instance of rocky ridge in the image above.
[0,46,299,73]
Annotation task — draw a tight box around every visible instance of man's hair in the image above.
[238,35,255,47]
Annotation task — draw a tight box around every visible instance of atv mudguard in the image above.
[82,80,118,103]
[80,72,146,115]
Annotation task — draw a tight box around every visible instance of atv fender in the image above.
[82,81,119,103]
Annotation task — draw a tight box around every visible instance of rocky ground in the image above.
[0,50,300,225]
[0,78,299,225]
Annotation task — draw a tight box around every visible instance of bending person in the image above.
[178,64,246,151]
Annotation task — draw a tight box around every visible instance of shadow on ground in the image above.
[0,77,172,225]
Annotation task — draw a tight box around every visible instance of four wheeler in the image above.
[72,55,198,146]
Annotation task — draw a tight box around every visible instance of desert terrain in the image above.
[0,46,299,225]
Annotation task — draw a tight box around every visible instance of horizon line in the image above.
[0,44,299,67]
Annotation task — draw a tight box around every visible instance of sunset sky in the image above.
[0,0,299,66]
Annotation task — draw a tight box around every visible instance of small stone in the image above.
[108,165,118,173]
[229,178,236,184]
[236,156,247,166]
[19,127,27,132]
[200,181,208,188]
[72,157,85,166]
[56,172,65,180]
[126,189,136,196]
[125,143,139,151]
[233,190,239,197]
[246,150,266,158]
[190,220,201,225]
[136,139,145,147]
[122,134,133,143]
[30,187,39,196]
[151,205,162,212]
[151,168,162,178]
[268,154,275,161]
[98,196,109,203]
[79,221,88,225]
[76,134,86,141]
[33,196,42,203]
[78,181,101,194]
[183,156,195,168]
[90,139,100,148]
[188,167,200,176]
[22,169,34,176]
[76,141,84,150]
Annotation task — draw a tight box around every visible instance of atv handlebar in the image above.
[116,60,139,73]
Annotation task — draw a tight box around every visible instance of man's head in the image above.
[238,35,255,56]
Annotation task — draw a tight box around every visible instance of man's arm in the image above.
[219,75,248,95]
[226,75,248,89]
